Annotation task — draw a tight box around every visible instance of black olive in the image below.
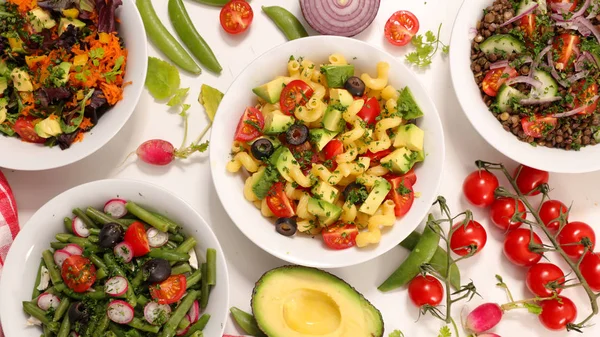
[142,258,172,283]
[251,138,274,160]
[344,76,366,97]
[342,182,368,205]
[98,222,124,248]
[285,124,309,145]
[275,218,297,236]
[68,302,89,323]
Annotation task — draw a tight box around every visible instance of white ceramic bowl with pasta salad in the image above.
[210,36,445,268]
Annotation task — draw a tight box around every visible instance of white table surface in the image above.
[3,0,600,335]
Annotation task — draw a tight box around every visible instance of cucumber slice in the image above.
[480,34,526,55]
[516,0,538,16]
[496,84,526,112]
[530,69,558,99]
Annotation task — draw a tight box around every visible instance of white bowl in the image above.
[450,0,600,173]
[0,179,229,337]
[210,36,445,268]
[0,0,147,171]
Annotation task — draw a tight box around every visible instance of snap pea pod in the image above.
[149,249,190,262]
[56,314,70,337]
[186,269,202,289]
[400,230,461,290]
[230,307,266,337]
[104,254,137,307]
[41,250,66,292]
[129,317,160,334]
[125,201,170,233]
[23,302,60,332]
[199,263,209,309]
[64,217,73,234]
[183,314,210,337]
[73,208,98,228]
[262,6,309,41]
[168,0,222,74]
[160,290,200,337]
[190,0,231,6]
[32,258,46,299]
[378,216,441,291]
[172,263,192,275]
[53,297,70,322]
[136,0,201,74]
[85,207,132,227]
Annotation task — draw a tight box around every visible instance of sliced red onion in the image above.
[506,76,543,88]
[299,0,381,37]
[550,2,573,13]
[520,96,562,105]
[584,51,599,67]
[567,70,589,83]
[551,0,591,21]
[490,60,509,69]
[586,1,599,18]
[538,0,548,14]
[530,45,552,77]
[555,21,580,32]
[499,3,538,27]
[576,17,600,45]
[520,55,533,64]
[547,51,569,87]
[551,95,599,117]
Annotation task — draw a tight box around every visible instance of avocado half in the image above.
[251,265,384,337]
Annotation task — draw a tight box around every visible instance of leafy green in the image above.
[438,326,451,337]
[145,57,181,100]
[167,88,190,107]
[104,56,125,83]
[198,84,224,122]
[60,89,94,133]
[405,23,449,69]
[524,302,543,315]
[389,330,405,337]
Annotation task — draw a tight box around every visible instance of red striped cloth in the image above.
[0,170,19,337]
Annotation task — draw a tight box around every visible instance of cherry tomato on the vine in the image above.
[539,296,577,331]
[408,275,444,307]
[557,221,595,259]
[514,165,549,196]
[463,170,499,207]
[489,197,526,231]
[503,228,543,267]
[526,263,565,297]
[450,220,487,256]
[579,252,600,291]
[539,200,569,231]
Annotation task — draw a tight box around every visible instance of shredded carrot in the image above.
[7,0,37,13]
[21,105,33,117]
[73,132,85,143]
[100,82,123,105]
[79,117,94,130]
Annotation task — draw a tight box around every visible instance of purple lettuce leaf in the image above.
[36,88,72,108]
[84,89,109,124]
[38,0,76,11]
[56,130,80,150]
[96,0,122,33]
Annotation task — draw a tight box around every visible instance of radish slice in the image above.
[144,302,172,325]
[70,332,80,337]
[104,276,129,297]
[176,315,191,336]
[63,244,83,256]
[147,228,169,248]
[505,76,543,88]
[53,249,72,268]
[114,242,134,263]
[104,199,128,219]
[72,217,90,238]
[37,293,60,311]
[187,300,199,324]
[107,300,134,324]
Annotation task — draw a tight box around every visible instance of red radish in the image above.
[187,300,200,323]
[70,332,80,337]
[104,276,129,297]
[104,199,128,218]
[137,140,176,166]
[53,249,72,268]
[37,293,60,311]
[107,300,134,324]
[144,302,172,325]
[114,241,134,263]
[147,228,169,248]
[63,244,83,256]
[478,334,501,337]
[72,217,90,238]
[176,315,191,336]
[465,303,503,333]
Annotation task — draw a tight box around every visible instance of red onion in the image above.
[547,51,569,87]
[550,2,572,13]
[520,55,533,64]
[586,1,599,18]
[551,0,591,21]
[576,17,600,45]
[506,76,543,88]
[567,70,589,83]
[530,45,552,77]
[574,53,586,71]
[551,104,589,117]
[499,3,538,27]
[584,51,599,67]
[555,21,581,32]
[520,96,562,105]
[299,0,381,37]
[490,60,509,69]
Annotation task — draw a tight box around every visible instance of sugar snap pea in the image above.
[190,0,231,6]
[230,307,266,337]
[262,6,308,41]
[136,0,201,74]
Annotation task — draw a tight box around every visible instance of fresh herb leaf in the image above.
[405,23,449,69]
[438,325,452,337]
[198,84,224,122]
[524,302,543,315]
[145,57,180,100]
[389,330,405,337]
[167,88,190,107]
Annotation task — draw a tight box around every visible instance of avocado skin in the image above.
[251,265,384,337]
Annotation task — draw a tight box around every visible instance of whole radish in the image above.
[465,303,503,333]
[477,334,501,337]
[136,140,176,166]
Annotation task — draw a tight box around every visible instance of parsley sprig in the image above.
[405,23,449,69]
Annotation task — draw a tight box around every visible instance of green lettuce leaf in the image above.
[145,57,180,100]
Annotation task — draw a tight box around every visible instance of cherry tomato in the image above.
[61,255,97,293]
[149,275,187,305]
[322,223,358,250]
[383,168,417,187]
[579,252,600,291]
[570,80,599,115]
[280,80,314,116]
[526,263,565,297]
[322,139,344,160]
[553,33,580,71]
[520,13,536,38]
[219,0,253,35]
[408,275,444,307]
[384,10,420,46]
[503,228,543,267]
[364,149,393,165]
[539,296,577,331]
[385,176,414,217]
[489,197,526,231]
[234,107,264,142]
[13,117,46,143]
[481,67,518,97]
[356,97,381,125]
[557,221,596,259]
[450,220,487,256]
[521,115,558,138]
[290,141,318,171]
[124,221,151,257]
[549,0,579,13]
[539,200,569,231]
[266,182,295,218]
[462,170,499,207]
[514,165,549,196]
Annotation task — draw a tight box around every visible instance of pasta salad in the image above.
[226,53,426,250]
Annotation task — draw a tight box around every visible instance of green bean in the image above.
[64,217,73,234]
[109,323,127,337]
[88,235,99,243]
[131,268,144,288]
[92,310,110,337]
[62,287,106,300]
[161,291,200,337]
[199,263,209,309]
[136,0,201,74]
[149,249,190,262]
[43,324,55,337]
[89,228,101,236]
[400,231,461,289]
[55,233,99,249]
[125,330,141,337]
[188,332,203,337]
[41,250,66,292]
[50,242,68,250]
[85,207,130,227]
[262,6,309,41]
[168,0,222,74]
[186,269,201,289]
[89,254,108,270]
[168,233,184,243]
[73,208,98,228]
[183,314,210,337]
[56,314,70,337]
[190,0,231,6]
[104,254,137,307]
[126,317,159,333]
[105,332,118,337]
[125,202,171,232]
[176,237,197,254]
[230,307,265,337]
[97,267,108,280]
[23,302,60,332]
[166,241,178,249]
[53,297,70,322]
[178,316,190,330]
[32,259,46,299]
[378,216,441,291]
[172,263,192,275]
[136,294,149,306]
[206,248,216,286]
[83,311,99,337]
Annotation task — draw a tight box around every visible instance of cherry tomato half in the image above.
[526,263,565,297]
[570,80,599,115]
[219,0,253,35]
[385,176,414,217]
[579,252,600,291]
[364,149,393,165]
[482,67,518,97]
[356,97,381,125]
[150,275,187,305]
[124,221,151,257]
[520,13,536,38]
[539,296,577,331]
[266,182,295,218]
[503,228,543,267]
[13,117,46,143]
[408,275,444,307]
[521,115,557,138]
[489,197,526,231]
[61,255,97,293]
[234,107,264,142]
[279,80,314,116]
[539,200,569,231]
[383,168,417,187]
[322,223,358,250]
[557,221,596,259]
[322,139,344,161]
[384,10,419,46]
[514,165,549,196]
[463,170,499,208]
[553,33,580,71]
[450,220,487,256]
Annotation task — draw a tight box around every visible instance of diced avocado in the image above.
[57,62,71,85]
[311,180,339,204]
[263,109,295,135]
[0,98,7,124]
[397,87,424,120]
[307,197,342,226]
[252,77,287,104]
[251,165,280,200]
[58,17,86,35]
[330,88,354,108]
[322,105,344,132]
[358,178,392,215]
[393,124,424,152]
[321,64,355,88]
[0,77,7,94]
[272,147,302,183]
[496,84,526,112]
[62,8,80,19]
[29,8,56,33]
[249,135,282,150]
[309,128,338,151]
[479,34,525,55]
[415,150,425,163]
[10,68,33,92]
[34,116,62,138]
[380,147,417,175]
